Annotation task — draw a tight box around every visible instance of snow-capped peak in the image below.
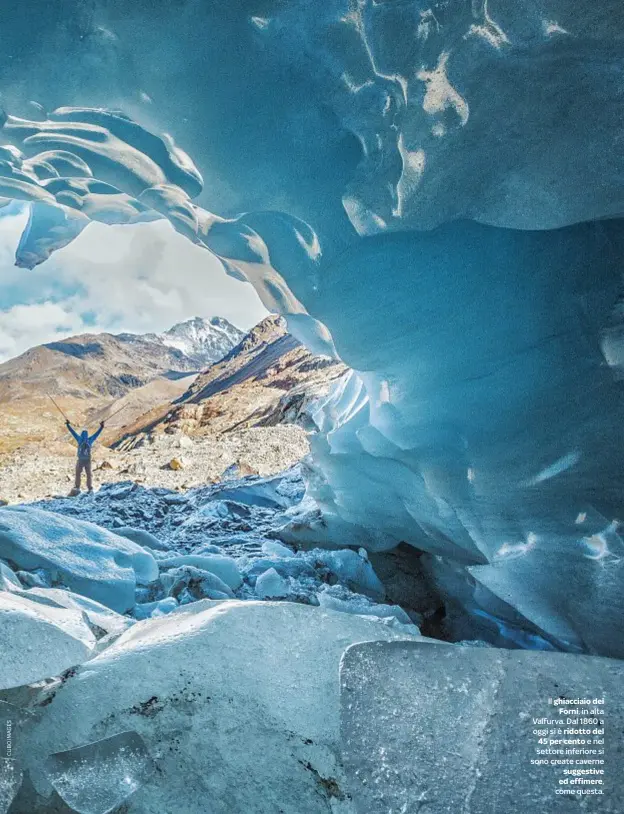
[158,317,244,366]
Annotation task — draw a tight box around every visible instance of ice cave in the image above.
[0,1,623,812]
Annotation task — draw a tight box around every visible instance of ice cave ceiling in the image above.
[1,0,624,657]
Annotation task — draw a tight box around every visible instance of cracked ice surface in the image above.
[340,642,624,813]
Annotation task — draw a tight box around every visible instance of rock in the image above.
[0,499,8,507]
[0,507,158,613]
[114,527,171,552]
[255,568,290,599]
[174,435,194,449]
[20,601,423,814]
[160,565,234,602]
[238,461,259,477]
[0,591,96,689]
[96,460,116,471]
[158,554,242,591]
[103,482,137,501]
[163,458,184,471]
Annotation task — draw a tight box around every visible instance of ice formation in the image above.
[1,0,623,659]
[17,600,425,814]
[0,591,95,689]
[0,508,157,612]
[44,730,156,814]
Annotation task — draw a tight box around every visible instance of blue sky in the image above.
[0,207,268,361]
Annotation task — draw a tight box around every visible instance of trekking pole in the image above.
[46,393,71,423]
[106,402,130,422]
[87,401,129,429]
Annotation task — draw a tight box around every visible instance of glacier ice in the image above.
[312,549,386,601]
[261,540,295,559]
[0,591,95,689]
[21,587,135,638]
[0,507,158,612]
[113,527,171,552]
[254,567,290,600]
[159,564,234,602]
[317,586,418,633]
[0,562,21,592]
[134,597,179,620]
[43,730,156,814]
[340,641,624,813]
[157,553,242,591]
[18,600,427,814]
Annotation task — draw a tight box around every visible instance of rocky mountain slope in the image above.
[113,315,346,450]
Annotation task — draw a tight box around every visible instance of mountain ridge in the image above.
[0,316,244,402]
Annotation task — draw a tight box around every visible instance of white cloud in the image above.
[0,302,85,360]
[0,215,269,361]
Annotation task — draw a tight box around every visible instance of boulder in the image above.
[163,458,184,471]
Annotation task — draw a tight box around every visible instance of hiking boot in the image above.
[69,488,81,497]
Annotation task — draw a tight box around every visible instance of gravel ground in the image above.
[0,425,309,504]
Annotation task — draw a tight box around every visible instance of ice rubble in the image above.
[1,0,624,656]
[157,553,242,590]
[160,565,234,601]
[113,527,171,552]
[17,600,426,814]
[0,507,158,613]
[254,567,290,599]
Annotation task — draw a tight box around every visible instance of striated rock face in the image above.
[1,1,624,655]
